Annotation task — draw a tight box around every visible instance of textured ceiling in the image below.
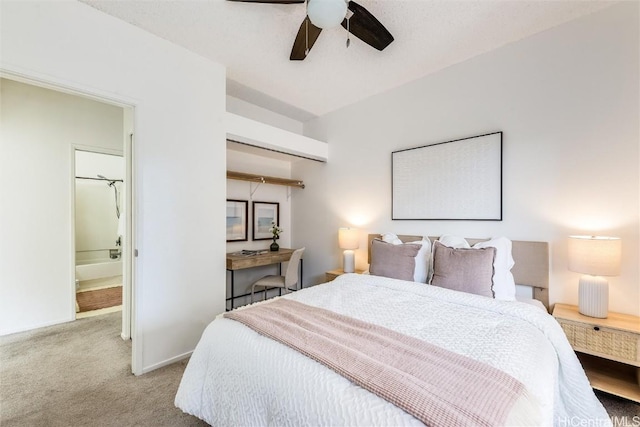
[81,0,612,121]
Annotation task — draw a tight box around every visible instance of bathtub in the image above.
[76,259,123,282]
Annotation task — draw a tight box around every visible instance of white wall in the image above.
[1,1,227,374]
[296,3,639,316]
[226,149,295,306]
[1,78,124,330]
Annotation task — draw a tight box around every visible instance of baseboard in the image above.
[139,350,193,375]
[0,316,74,337]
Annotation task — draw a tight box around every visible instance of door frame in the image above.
[2,69,140,374]
[121,128,135,341]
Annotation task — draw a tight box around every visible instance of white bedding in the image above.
[175,273,610,426]
[515,294,547,311]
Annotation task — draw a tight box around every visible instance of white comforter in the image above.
[175,274,610,426]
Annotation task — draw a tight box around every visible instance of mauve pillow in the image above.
[369,239,420,282]
[380,232,431,283]
[431,241,496,298]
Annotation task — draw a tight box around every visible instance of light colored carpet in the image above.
[596,391,640,425]
[1,311,638,426]
[0,312,207,427]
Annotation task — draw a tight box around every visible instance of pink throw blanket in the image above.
[225,299,534,426]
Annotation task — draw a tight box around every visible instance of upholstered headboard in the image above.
[367,234,550,309]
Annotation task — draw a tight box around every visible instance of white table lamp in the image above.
[339,227,359,273]
[568,235,621,318]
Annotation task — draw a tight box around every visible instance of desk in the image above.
[226,248,303,310]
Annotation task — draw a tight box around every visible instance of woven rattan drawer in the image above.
[558,319,639,365]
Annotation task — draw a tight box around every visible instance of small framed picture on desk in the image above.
[253,201,279,240]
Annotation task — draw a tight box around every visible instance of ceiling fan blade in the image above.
[342,1,393,51]
[290,16,322,61]
[227,0,304,3]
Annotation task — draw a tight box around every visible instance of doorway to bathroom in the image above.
[2,75,136,369]
[74,150,124,319]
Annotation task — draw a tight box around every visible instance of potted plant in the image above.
[269,222,283,251]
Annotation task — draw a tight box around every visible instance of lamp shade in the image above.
[338,227,359,250]
[307,0,347,29]
[568,236,621,277]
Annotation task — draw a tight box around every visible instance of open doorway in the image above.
[0,76,134,343]
[74,150,124,319]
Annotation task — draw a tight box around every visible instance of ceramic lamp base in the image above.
[578,275,609,318]
[343,250,355,273]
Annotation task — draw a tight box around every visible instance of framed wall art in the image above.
[226,199,248,242]
[253,201,280,240]
[392,132,502,220]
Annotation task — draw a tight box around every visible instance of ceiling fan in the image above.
[227,0,394,61]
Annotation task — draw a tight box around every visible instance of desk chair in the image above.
[251,248,305,303]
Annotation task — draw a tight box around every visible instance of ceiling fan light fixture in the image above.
[307,0,347,29]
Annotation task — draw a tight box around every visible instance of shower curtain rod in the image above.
[75,176,124,182]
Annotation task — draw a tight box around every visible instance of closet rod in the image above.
[75,176,124,182]
[227,171,305,189]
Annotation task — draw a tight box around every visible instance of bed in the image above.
[175,235,610,426]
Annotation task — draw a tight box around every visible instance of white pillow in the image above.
[435,235,516,301]
[381,232,403,245]
[473,237,516,301]
[408,237,431,283]
[438,235,471,249]
[379,233,431,283]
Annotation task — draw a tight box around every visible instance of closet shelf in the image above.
[227,171,305,189]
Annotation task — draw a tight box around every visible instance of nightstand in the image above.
[553,303,640,403]
[325,268,365,282]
